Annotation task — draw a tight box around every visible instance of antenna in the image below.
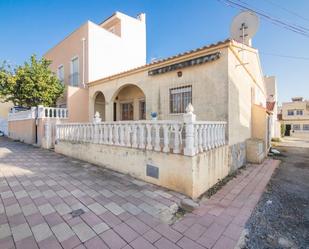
[230,11,259,46]
[230,11,259,66]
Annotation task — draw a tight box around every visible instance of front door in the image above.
[121,103,134,120]
[285,124,291,136]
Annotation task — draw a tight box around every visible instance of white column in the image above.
[183,104,196,156]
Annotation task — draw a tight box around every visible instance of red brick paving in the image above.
[0,138,279,248]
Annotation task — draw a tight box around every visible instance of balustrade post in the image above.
[125,124,131,147]
[183,104,196,156]
[108,124,113,145]
[202,125,207,151]
[131,125,138,148]
[114,125,119,145]
[162,124,170,153]
[146,124,153,150]
[103,124,108,144]
[172,124,181,154]
[154,124,161,152]
[37,105,45,119]
[138,124,145,149]
[198,125,203,153]
[119,125,125,146]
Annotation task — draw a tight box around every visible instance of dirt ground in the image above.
[244,137,309,249]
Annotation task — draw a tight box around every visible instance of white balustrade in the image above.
[56,105,226,156]
[8,107,37,121]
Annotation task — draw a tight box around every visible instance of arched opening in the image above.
[94,92,106,121]
[113,85,146,121]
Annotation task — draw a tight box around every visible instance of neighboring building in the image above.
[281,97,309,138]
[264,76,280,139]
[44,11,146,122]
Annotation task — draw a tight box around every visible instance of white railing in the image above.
[38,106,68,119]
[8,107,36,121]
[56,105,227,156]
[56,120,184,154]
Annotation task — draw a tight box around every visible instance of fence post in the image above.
[183,103,196,156]
[37,105,45,118]
[93,112,101,143]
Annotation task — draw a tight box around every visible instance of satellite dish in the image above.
[230,11,259,46]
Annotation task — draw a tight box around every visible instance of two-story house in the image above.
[281,97,309,138]
[44,11,146,122]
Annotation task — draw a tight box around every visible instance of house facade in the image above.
[281,97,309,138]
[87,39,270,169]
[44,11,146,122]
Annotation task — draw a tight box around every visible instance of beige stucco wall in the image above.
[45,22,89,98]
[55,141,229,199]
[8,119,36,144]
[252,104,268,150]
[88,46,229,123]
[67,86,89,122]
[227,47,253,146]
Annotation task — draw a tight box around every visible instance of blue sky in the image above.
[0,0,308,104]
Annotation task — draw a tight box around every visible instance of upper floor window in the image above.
[70,57,79,87]
[287,110,294,116]
[57,65,64,84]
[296,109,303,115]
[303,124,309,131]
[170,85,192,114]
[293,124,300,130]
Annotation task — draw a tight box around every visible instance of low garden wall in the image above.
[55,141,229,199]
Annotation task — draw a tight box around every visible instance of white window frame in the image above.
[70,56,79,87]
[57,64,64,84]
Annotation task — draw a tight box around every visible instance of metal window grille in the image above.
[169,85,192,114]
[293,124,300,130]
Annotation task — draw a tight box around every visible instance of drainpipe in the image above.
[81,37,86,88]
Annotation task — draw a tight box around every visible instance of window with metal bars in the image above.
[169,85,192,114]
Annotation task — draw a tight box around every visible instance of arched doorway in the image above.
[94,92,106,121]
[113,85,146,121]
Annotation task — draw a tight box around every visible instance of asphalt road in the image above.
[244,137,309,249]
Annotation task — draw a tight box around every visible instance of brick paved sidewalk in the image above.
[0,138,279,249]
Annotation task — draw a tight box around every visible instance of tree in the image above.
[0,55,64,107]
